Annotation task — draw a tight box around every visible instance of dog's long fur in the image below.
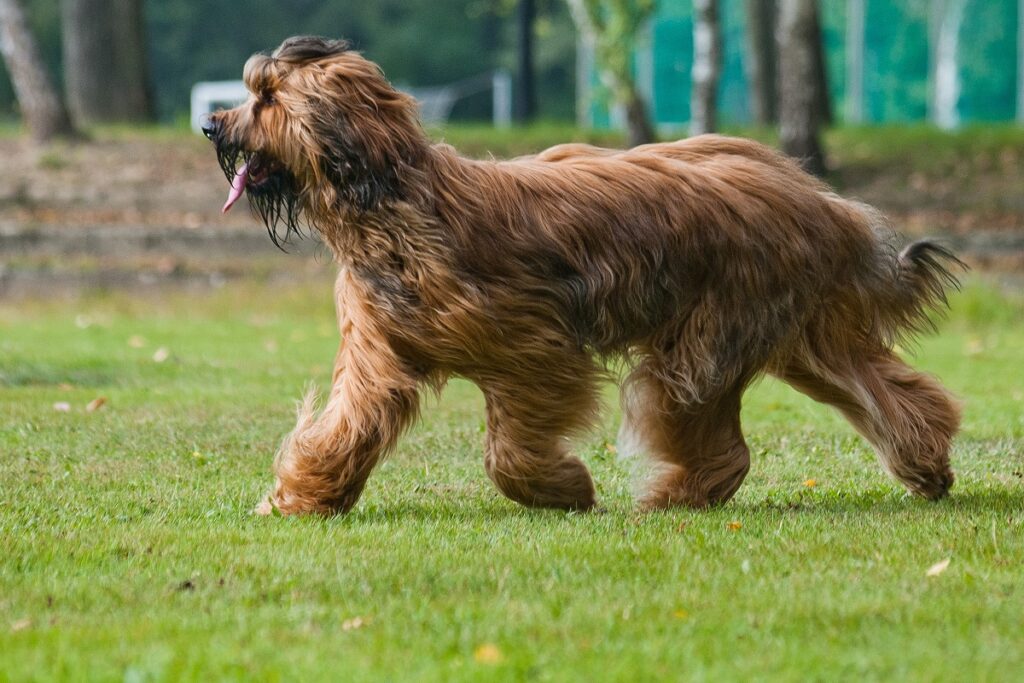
[207,36,963,515]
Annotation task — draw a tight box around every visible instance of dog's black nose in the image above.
[201,118,218,141]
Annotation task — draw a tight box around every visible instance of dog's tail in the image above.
[873,236,966,344]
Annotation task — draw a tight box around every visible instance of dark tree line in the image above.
[0,0,580,131]
[2,0,833,175]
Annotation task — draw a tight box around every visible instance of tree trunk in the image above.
[514,0,536,122]
[624,90,656,147]
[62,0,153,124]
[112,0,153,118]
[690,0,721,135]
[0,0,75,141]
[744,0,778,125]
[809,0,832,125]
[778,0,825,176]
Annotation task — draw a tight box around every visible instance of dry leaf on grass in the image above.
[152,347,170,363]
[926,558,951,577]
[10,618,31,632]
[253,499,274,516]
[342,616,368,631]
[727,520,742,531]
[52,402,71,413]
[128,335,146,348]
[474,643,503,664]
[86,396,107,412]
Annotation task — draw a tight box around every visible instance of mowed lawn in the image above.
[1,277,1022,681]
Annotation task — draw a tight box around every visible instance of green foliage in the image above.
[0,278,1022,679]
[568,0,654,106]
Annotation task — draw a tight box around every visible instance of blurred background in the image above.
[1,0,1022,295]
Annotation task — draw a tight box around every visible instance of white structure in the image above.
[190,70,512,134]
[190,80,249,134]
[932,0,966,130]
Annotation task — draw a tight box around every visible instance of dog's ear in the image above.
[317,117,410,211]
[308,58,428,212]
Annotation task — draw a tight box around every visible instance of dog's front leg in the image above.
[268,271,421,515]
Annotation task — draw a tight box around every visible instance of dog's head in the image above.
[204,36,426,245]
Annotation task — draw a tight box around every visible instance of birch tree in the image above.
[0,0,74,141]
[690,0,721,135]
[567,0,656,146]
[930,0,966,129]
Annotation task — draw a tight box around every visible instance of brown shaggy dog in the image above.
[205,36,962,516]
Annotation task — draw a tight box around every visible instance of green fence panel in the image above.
[582,0,1021,129]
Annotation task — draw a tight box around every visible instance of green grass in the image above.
[1,278,1022,681]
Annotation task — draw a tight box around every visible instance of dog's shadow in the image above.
[262,486,1021,527]
[742,486,1020,513]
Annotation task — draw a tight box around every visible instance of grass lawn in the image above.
[1,277,1022,681]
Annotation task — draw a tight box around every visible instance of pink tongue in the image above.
[222,162,249,213]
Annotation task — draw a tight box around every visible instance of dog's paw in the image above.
[253,497,275,516]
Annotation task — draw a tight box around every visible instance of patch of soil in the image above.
[2,131,1022,296]
[0,134,248,232]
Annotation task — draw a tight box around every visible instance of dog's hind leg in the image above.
[626,366,752,510]
[480,366,600,511]
[776,348,960,499]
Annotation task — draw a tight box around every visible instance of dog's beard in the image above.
[215,142,304,250]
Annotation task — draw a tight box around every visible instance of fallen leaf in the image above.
[605,442,617,454]
[85,396,107,412]
[474,643,503,664]
[253,499,274,516]
[152,347,170,363]
[57,383,74,392]
[10,618,31,632]
[803,478,817,488]
[342,616,367,631]
[676,520,689,532]
[52,402,71,413]
[128,335,146,348]
[727,520,742,531]
[926,558,951,577]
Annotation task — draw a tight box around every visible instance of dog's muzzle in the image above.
[201,117,218,142]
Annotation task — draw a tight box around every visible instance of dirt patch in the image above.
[2,130,1022,296]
